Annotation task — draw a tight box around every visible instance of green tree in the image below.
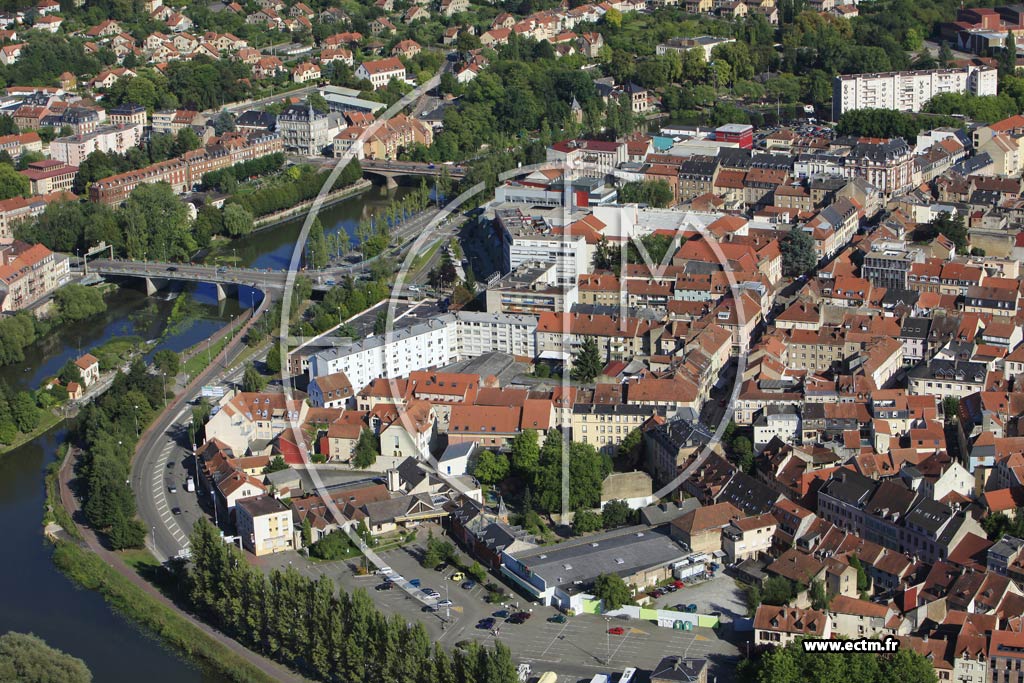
[0,163,29,200]
[152,349,180,377]
[592,573,631,610]
[265,344,282,374]
[108,516,147,550]
[11,392,39,432]
[601,500,633,529]
[849,554,870,594]
[222,204,254,237]
[308,92,330,113]
[618,180,674,207]
[781,228,816,276]
[570,336,604,383]
[809,579,831,610]
[572,508,603,535]
[472,449,509,485]
[509,429,540,475]
[942,396,960,422]
[762,576,799,605]
[468,561,487,583]
[353,428,379,468]
[0,632,92,683]
[919,212,968,252]
[264,455,289,474]
[241,363,266,393]
[616,428,643,462]
[53,285,107,323]
[733,436,754,473]
[58,360,82,385]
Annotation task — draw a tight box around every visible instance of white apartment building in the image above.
[453,311,537,358]
[49,123,144,166]
[832,65,998,119]
[308,312,538,388]
[310,317,457,391]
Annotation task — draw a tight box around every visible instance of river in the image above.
[0,182,410,680]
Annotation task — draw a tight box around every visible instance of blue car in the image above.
[477,618,496,630]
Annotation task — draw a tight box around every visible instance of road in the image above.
[218,85,321,115]
[132,305,267,562]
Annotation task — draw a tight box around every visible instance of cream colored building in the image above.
[236,495,294,556]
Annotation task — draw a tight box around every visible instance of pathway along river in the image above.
[0,183,412,681]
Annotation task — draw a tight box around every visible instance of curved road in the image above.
[132,300,269,561]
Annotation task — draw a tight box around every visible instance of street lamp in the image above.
[133,404,140,437]
[161,372,167,407]
[605,616,611,663]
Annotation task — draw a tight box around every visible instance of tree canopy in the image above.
[0,632,92,683]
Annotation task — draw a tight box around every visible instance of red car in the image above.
[607,626,626,635]
[673,580,685,589]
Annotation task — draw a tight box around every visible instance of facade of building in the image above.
[235,494,294,555]
[276,104,331,156]
[832,65,998,119]
[0,241,69,312]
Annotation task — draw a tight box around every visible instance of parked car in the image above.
[168,485,177,494]
[686,604,698,613]
[423,589,440,598]
[422,604,440,612]
[375,582,392,591]
[507,612,531,624]
[548,614,567,624]
[409,578,421,588]
[607,627,626,635]
[437,599,453,607]
[493,610,510,619]
[460,580,477,590]
[477,618,496,630]
[673,580,685,589]
[171,507,182,515]
[451,571,466,582]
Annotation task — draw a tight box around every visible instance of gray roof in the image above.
[905,498,953,535]
[650,656,709,683]
[716,471,779,516]
[510,524,687,590]
[237,494,288,517]
[819,469,877,507]
[639,499,701,526]
[439,441,476,463]
[900,317,931,339]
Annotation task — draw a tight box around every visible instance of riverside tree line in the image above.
[187,519,520,683]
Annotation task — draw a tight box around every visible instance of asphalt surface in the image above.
[132,323,259,561]
[258,522,740,681]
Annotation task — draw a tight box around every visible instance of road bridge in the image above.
[360,159,467,189]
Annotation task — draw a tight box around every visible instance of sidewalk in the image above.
[56,449,307,683]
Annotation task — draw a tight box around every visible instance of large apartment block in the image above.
[832,65,998,119]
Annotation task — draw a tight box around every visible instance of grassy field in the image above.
[183,333,233,381]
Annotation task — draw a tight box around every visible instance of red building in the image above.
[715,123,754,150]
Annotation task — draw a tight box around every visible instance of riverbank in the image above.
[252,177,373,229]
[50,448,304,683]
[0,411,63,457]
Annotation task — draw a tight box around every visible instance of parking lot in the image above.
[646,574,748,623]
[253,527,741,681]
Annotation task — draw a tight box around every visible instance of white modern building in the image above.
[832,65,998,120]
[308,312,537,387]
